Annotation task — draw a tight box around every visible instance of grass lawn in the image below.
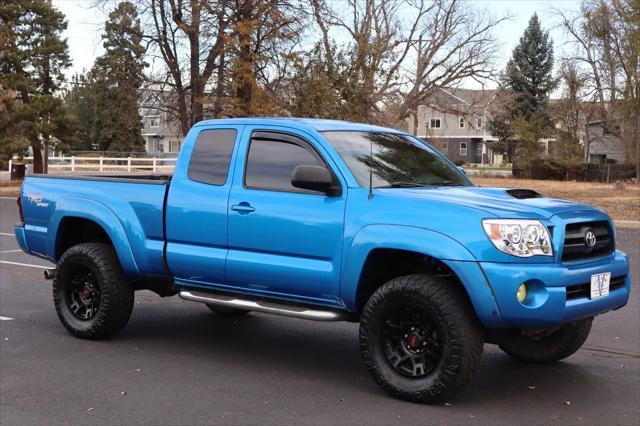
[472,177,640,221]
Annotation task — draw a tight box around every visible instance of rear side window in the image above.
[188,129,237,185]
[245,136,324,193]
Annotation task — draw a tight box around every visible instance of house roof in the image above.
[433,88,498,107]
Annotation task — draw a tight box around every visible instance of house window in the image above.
[147,138,158,153]
[149,117,161,128]
[460,142,468,156]
[170,140,181,153]
[459,117,465,128]
[430,118,441,129]
[441,142,448,154]
[477,117,483,128]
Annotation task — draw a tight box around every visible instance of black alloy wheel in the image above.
[359,274,484,403]
[53,243,134,339]
[381,304,443,378]
[66,267,102,321]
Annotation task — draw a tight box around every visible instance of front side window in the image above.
[188,129,237,185]
[460,142,468,156]
[244,135,325,193]
[323,131,469,188]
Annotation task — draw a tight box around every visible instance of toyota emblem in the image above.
[584,230,597,247]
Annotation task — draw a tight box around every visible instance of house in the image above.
[140,91,185,155]
[408,88,501,165]
[585,120,625,164]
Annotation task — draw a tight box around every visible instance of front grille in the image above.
[562,221,614,262]
[566,275,626,300]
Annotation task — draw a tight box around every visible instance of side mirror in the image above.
[291,165,336,195]
[457,166,467,175]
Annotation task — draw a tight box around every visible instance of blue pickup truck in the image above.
[15,118,630,402]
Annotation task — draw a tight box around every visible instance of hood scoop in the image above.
[505,188,543,199]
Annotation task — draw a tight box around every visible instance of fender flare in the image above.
[340,224,503,327]
[48,197,139,275]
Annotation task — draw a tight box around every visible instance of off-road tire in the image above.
[499,318,592,363]
[53,243,134,339]
[205,304,251,317]
[359,274,484,403]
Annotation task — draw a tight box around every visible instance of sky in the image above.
[52,0,585,90]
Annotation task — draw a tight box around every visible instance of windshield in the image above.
[322,131,471,188]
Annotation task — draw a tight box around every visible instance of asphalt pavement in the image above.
[0,196,638,426]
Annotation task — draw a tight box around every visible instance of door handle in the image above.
[231,202,255,214]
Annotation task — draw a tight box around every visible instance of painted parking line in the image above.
[0,316,14,321]
[0,197,17,200]
[0,260,50,269]
[0,233,15,237]
[0,250,22,253]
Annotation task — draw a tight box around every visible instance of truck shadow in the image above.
[114,301,610,406]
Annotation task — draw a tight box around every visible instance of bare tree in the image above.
[310,0,508,127]
[556,0,639,178]
[111,0,304,136]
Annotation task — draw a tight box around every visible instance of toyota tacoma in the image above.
[15,118,631,402]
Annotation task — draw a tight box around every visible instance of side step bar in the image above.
[179,290,347,322]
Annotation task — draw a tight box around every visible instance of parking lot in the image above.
[0,196,638,425]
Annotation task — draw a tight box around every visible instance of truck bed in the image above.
[19,173,171,277]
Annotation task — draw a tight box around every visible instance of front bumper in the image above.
[479,251,630,328]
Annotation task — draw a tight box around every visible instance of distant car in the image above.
[15,118,631,403]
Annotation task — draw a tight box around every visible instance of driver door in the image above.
[226,128,346,305]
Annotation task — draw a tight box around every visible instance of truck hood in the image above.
[386,186,600,220]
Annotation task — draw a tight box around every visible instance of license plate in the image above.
[590,272,611,299]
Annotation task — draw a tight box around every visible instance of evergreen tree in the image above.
[91,1,146,152]
[0,0,76,173]
[504,14,556,121]
[64,73,98,151]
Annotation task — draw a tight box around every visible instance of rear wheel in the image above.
[499,319,592,363]
[359,274,484,403]
[53,243,134,339]
[205,304,251,317]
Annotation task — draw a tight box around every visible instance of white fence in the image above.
[9,156,178,173]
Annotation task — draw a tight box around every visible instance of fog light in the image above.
[517,283,527,303]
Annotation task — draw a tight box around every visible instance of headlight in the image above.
[482,219,553,257]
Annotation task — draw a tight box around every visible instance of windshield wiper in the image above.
[436,182,466,187]
[376,182,427,188]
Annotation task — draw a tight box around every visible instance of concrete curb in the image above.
[615,220,640,229]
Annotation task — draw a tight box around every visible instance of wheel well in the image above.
[55,217,113,260]
[355,248,462,312]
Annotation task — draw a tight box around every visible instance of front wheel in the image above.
[359,274,484,403]
[53,243,134,339]
[498,318,592,363]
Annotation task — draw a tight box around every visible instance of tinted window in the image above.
[188,129,237,185]
[245,137,323,192]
